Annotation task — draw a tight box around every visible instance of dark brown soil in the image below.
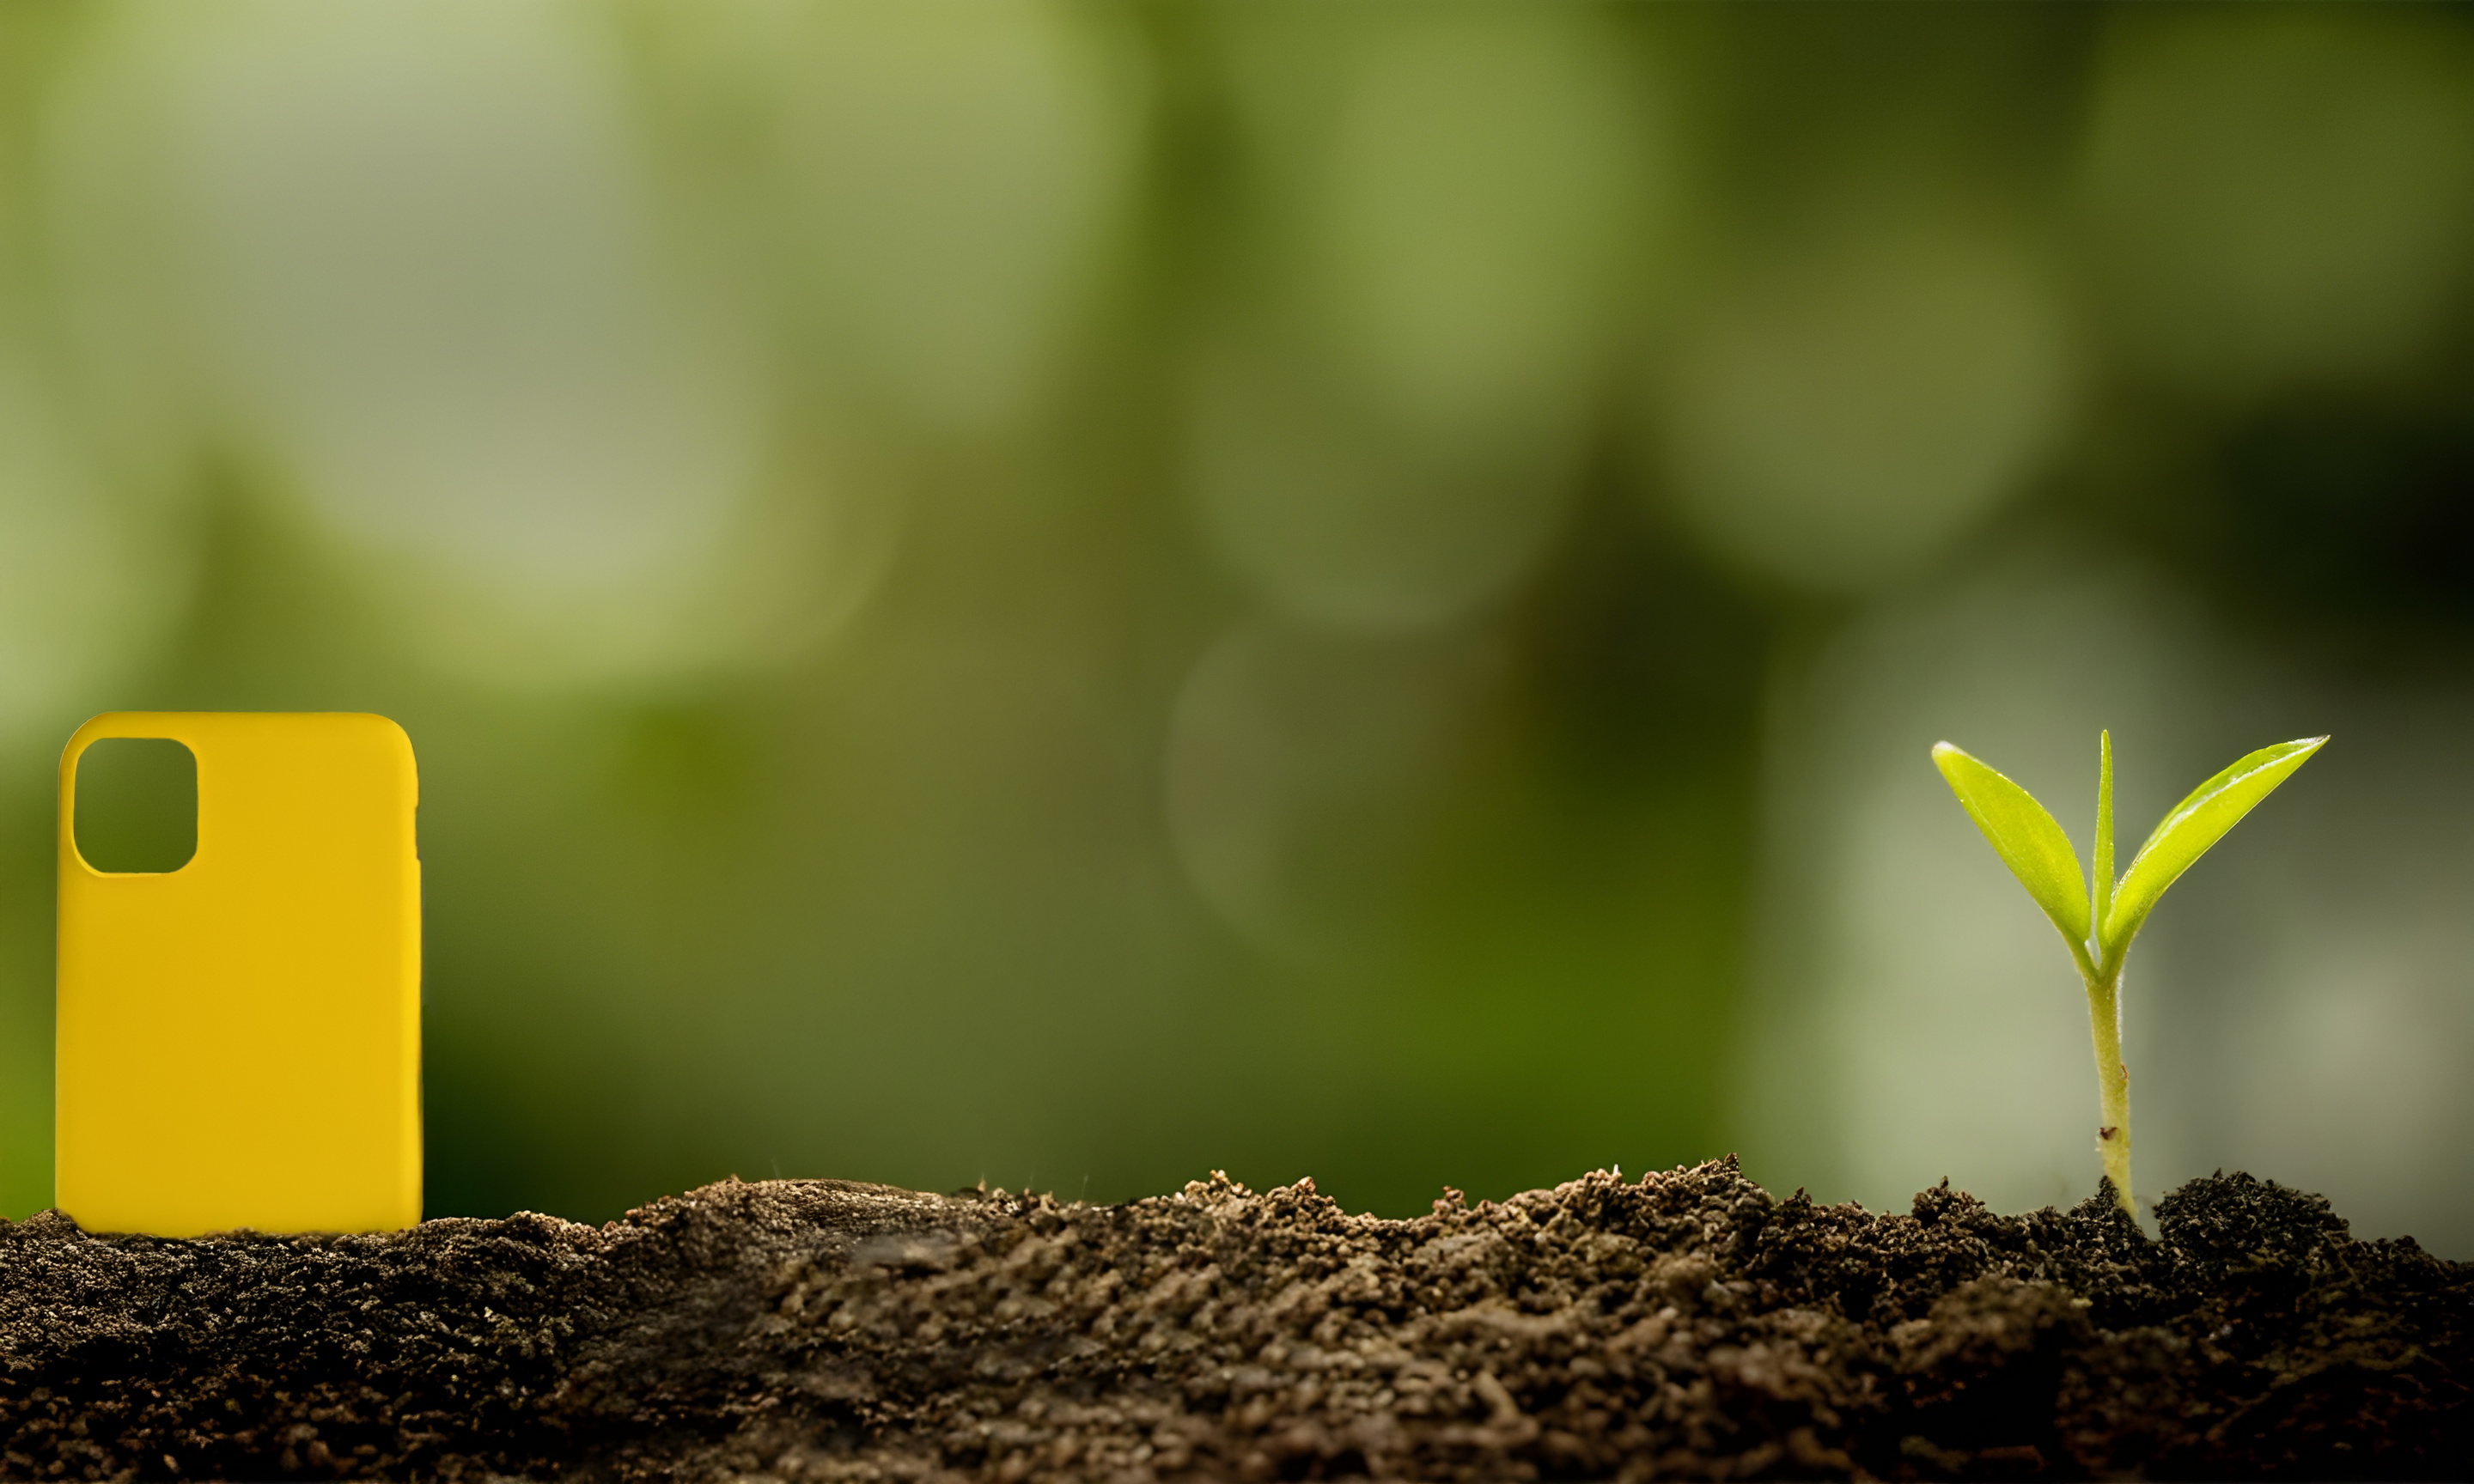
[2,1160,2467,1481]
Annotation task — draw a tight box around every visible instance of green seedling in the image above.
[1931,731,2325,1221]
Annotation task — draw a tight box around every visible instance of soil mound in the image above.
[2,1160,2466,1480]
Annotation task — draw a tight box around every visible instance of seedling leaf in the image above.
[2092,731,2114,940]
[1933,742,2091,957]
[2102,737,2325,954]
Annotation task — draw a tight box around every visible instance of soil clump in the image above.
[2,1159,2466,1481]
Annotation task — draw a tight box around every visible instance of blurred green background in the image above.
[3,2,2472,1255]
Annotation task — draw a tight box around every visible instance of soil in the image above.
[2,1160,2467,1481]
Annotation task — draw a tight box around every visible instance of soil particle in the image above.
[2,1159,2466,1481]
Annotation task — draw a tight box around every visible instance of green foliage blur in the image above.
[3,3,2472,1239]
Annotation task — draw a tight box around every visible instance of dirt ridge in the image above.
[2,1160,2465,1480]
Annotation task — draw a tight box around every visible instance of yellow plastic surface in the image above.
[57,712,421,1236]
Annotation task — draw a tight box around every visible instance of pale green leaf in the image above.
[1933,742,2091,957]
[2101,736,2326,956]
[2092,730,2115,937]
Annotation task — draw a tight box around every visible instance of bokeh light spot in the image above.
[1658,217,2072,596]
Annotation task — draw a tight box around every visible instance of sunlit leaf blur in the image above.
[2,3,2471,1255]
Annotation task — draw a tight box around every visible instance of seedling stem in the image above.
[2087,733,2130,1209]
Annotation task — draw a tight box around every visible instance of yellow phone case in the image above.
[57,712,421,1236]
